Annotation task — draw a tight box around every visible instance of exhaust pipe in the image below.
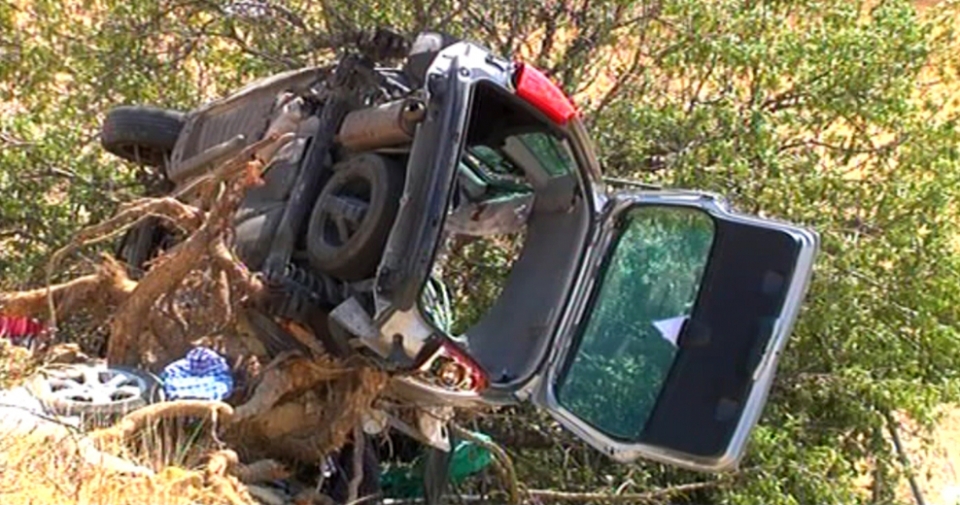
[336,98,426,151]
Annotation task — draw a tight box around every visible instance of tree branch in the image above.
[0,256,135,318]
[526,480,720,503]
[451,424,520,505]
[347,426,365,504]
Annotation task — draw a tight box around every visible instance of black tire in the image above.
[114,217,175,279]
[306,154,405,281]
[101,105,185,168]
[325,436,382,504]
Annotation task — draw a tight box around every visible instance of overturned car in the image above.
[103,31,819,473]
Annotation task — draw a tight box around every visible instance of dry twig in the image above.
[451,424,520,505]
[525,480,720,503]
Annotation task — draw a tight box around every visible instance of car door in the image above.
[532,190,819,472]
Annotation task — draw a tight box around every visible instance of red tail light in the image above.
[416,338,489,392]
[513,62,578,125]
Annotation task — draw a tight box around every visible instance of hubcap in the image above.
[41,365,146,406]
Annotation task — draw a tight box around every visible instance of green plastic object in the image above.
[381,432,495,498]
[380,464,422,499]
[448,433,494,482]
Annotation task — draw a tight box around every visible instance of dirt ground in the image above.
[894,405,960,505]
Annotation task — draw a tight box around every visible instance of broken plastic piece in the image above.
[0,315,45,348]
[0,315,44,337]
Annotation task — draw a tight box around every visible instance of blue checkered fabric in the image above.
[160,347,234,401]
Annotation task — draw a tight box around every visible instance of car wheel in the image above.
[101,105,185,169]
[27,363,164,418]
[306,153,405,281]
[114,217,177,279]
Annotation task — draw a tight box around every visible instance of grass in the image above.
[0,437,221,505]
[0,340,35,390]
[0,340,249,505]
[0,411,245,505]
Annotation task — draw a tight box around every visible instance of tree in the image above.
[3,0,960,503]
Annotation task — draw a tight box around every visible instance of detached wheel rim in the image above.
[38,364,150,410]
[317,175,372,248]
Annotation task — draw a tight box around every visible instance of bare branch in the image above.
[535,1,563,68]
[526,480,721,503]
[0,256,135,318]
[451,424,520,505]
[347,426,365,504]
[90,399,235,443]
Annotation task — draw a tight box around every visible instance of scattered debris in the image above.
[0,315,47,349]
[381,430,494,499]
[0,125,393,504]
[161,347,234,401]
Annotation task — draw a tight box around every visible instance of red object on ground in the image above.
[0,315,45,339]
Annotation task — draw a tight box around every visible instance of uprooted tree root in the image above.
[229,354,388,463]
[0,130,397,503]
[105,137,279,368]
[0,115,530,504]
[0,256,136,319]
[0,133,284,366]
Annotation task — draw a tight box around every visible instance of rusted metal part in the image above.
[262,54,368,278]
[169,66,330,176]
[336,98,426,151]
[171,134,247,185]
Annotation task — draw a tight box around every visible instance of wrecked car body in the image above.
[103,31,819,474]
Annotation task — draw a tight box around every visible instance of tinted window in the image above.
[466,145,524,180]
[555,206,715,440]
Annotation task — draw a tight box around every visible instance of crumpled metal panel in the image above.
[179,100,274,165]
[167,66,329,183]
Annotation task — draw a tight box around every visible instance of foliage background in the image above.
[4,0,960,503]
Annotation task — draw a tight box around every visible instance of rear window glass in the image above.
[554,206,715,441]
